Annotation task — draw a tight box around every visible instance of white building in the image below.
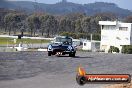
[99,21,132,52]
[82,40,100,52]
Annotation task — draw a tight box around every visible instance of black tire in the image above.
[48,52,52,56]
[69,52,75,57]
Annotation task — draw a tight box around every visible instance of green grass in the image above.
[0,37,50,45]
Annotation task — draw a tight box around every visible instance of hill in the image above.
[0,1,132,17]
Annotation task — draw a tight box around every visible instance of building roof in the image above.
[99,21,117,25]
[99,21,132,25]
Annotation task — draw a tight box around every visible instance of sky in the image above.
[7,0,132,10]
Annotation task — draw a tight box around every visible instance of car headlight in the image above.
[48,45,52,50]
[68,46,73,50]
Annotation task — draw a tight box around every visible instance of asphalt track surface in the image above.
[0,51,132,88]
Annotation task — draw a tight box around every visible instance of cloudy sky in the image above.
[7,0,132,10]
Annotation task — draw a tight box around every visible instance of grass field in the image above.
[0,37,50,45]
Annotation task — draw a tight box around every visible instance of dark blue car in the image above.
[47,36,76,57]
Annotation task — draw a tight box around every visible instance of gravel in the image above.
[0,51,132,88]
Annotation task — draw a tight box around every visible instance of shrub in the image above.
[108,46,119,53]
[122,45,132,54]
[92,33,101,41]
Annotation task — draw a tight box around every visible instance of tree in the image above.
[0,10,6,32]
[4,13,15,35]
[65,13,86,21]
[4,13,26,35]
[0,8,15,32]
[17,20,27,36]
[40,14,58,37]
[14,13,27,35]
[75,19,83,33]
[39,14,47,36]
[94,12,117,21]
[27,14,41,36]
[124,16,132,23]
[59,17,75,33]
[81,17,91,33]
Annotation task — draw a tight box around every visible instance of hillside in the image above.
[0,1,132,17]
[0,0,16,9]
[84,2,132,17]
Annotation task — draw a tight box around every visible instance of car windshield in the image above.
[55,37,72,45]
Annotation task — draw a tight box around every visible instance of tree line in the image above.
[0,9,132,40]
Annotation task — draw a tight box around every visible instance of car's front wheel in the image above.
[69,52,75,57]
[48,52,52,56]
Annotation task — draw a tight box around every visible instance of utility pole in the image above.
[91,34,93,42]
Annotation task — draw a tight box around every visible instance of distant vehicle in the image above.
[47,36,76,57]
